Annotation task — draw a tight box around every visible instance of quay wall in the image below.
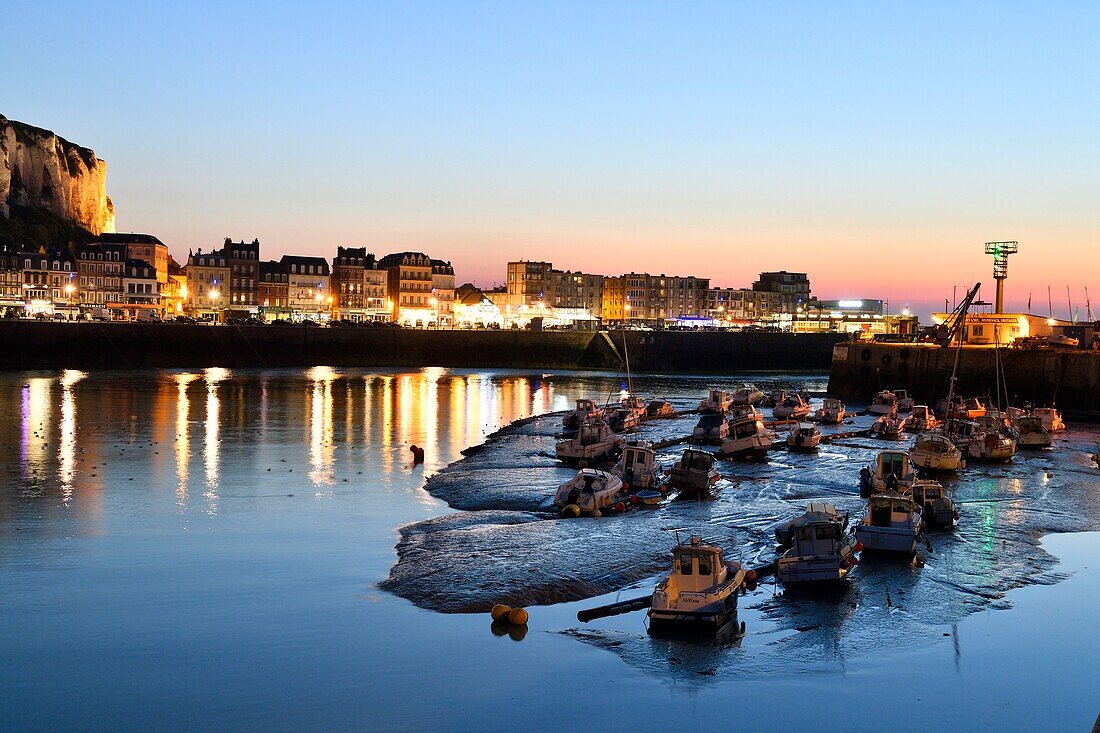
[828,342,1100,415]
[0,322,845,373]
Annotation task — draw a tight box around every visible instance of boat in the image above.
[668,448,720,496]
[606,406,641,432]
[691,413,729,444]
[719,411,773,461]
[612,443,665,491]
[1032,407,1065,432]
[553,469,625,515]
[893,389,914,412]
[1047,333,1079,348]
[902,405,939,432]
[814,398,846,425]
[867,390,899,416]
[786,422,822,451]
[647,535,746,637]
[645,399,676,418]
[618,394,648,419]
[634,489,664,506]
[911,479,958,530]
[860,449,915,497]
[855,493,923,555]
[731,383,765,406]
[563,399,603,431]
[760,389,788,409]
[774,502,849,548]
[944,418,1016,463]
[909,432,965,471]
[1015,415,1052,448]
[773,393,810,420]
[937,396,987,420]
[870,414,905,440]
[698,388,733,414]
[729,403,764,420]
[555,418,625,466]
[776,505,859,585]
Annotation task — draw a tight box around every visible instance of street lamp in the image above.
[430,297,438,328]
[64,283,75,318]
[209,288,220,322]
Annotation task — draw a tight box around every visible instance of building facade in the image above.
[753,271,811,313]
[430,259,455,327]
[227,239,260,314]
[75,243,126,314]
[258,260,290,321]
[95,234,170,287]
[379,252,436,326]
[185,247,230,320]
[280,255,331,321]
[0,246,22,314]
[331,247,388,321]
[20,248,76,316]
[123,259,161,315]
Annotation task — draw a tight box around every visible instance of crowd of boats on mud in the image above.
[545,383,1082,638]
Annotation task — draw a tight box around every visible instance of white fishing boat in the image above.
[945,419,1016,463]
[855,493,923,555]
[553,469,625,515]
[786,422,822,451]
[618,394,648,420]
[814,398,846,425]
[691,413,729,444]
[774,502,849,547]
[776,507,859,586]
[563,399,602,431]
[870,414,905,440]
[648,536,746,637]
[1032,407,1065,432]
[719,412,773,461]
[645,399,675,419]
[555,418,625,466]
[911,479,958,529]
[909,432,965,471]
[731,383,765,406]
[893,389,914,412]
[729,403,764,421]
[612,443,665,491]
[903,405,939,433]
[1015,415,1052,448]
[606,406,641,432]
[669,448,720,496]
[773,393,810,420]
[868,390,899,416]
[859,449,915,497]
[698,388,733,414]
[760,389,787,409]
[1047,333,1079,348]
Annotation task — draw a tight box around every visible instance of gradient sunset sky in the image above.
[7,2,1098,317]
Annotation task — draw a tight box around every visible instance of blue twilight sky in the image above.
[5,1,1100,317]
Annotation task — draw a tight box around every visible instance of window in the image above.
[679,554,693,575]
[697,555,712,575]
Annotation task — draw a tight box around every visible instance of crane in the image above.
[931,282,981,347]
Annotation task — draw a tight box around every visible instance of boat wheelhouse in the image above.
[871,414,905,440]
[786,422,822,451]
[903,405,938,432]
[773,393,810,420]
[911,479,958,529]
[691,413,729,444]
[555,418,625,466]
[719,413,773,461]
[860,449,915,496]
[698,389,733,414]
[645,399,675,419]
[731,384,765,406]
[909,432,965,471]
[1032,407,1065,432]
[774,502,849,548]
[893,389,914,412]
[612,443,664,491]
[814,398,846,425]
[1015,415,1052,449]
[855,493,923,555]
[868,390,899,416]
[563,399,602,431]
[648,536,746,637]
[777,511,858,586]
[669,448,720,496]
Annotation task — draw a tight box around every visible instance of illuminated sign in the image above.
[838,300,864,308]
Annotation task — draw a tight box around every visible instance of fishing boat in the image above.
[786,422,822,451]
[855,493,923,555]
[618,394,648,420]
[698,388,733,414]
[774,502,849,548]
[1047,333,1079,348]
[1032,407,1065,432]
[553,469,625,515]
[867,390,899,416]
[773,393,810,420]
[645,399,675,418]
[719,412,773,461]
[903,405,938,432]
[937,396,987,420]
[776,506,859,585]
[760,389,787,409]
[606,406,641,432]
[648,535,746,637]
[563,399,603,431]
[1015,415,1052,448]
[945,419,1016,463]
[860,449,915,497]
[691,413,729,444]
[731,383,765,406]
[668,448,720,496]
[870,414,905,440]
[555,418,625,466]
[911,479,958,529]
[909,432,965,471]
[612,443,665,491]
[893,389,915,412]
[814,398,846,425]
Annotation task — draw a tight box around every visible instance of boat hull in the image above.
[647,595,738,638]
[777,557,852,585]
[855,525,919,554]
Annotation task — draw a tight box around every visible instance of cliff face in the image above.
[0,114,115,235]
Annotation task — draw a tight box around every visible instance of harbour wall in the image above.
[828,342,1100,414]
[0,322,845,373]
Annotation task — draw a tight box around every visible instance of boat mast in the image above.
[1086,287,1094,322]
[622,331,633,395]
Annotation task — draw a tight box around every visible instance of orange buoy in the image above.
[508,607,529,625]
[491,604,512,621]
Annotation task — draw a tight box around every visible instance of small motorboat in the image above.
[903,405,939,433]
[719,412,773,461]
[911,479,958,530]
[648,535,746,637]
[774,502,849,548]
[731,384,765,406]
[612,443,665,491]
[814,398,846,425]
[645,399,675,419]
[1047,333,1079,348]
[606,406,641,432]
[669,448,720,496]
[773,393,810,420]
[555,418,625,466]
[948,418,1015,463]
[909,432,965,471]
[1032,407,1065,432]
[776,506,859,586]
[1015,415,1052,449]
[893,389,915,412]
[691,413,729,444]
[860,449,915,497]
[698,388,733,414]
[634,489,664,506]
[855,493,923,555]
[563,399,602,431]
[554,469,625,516]
[871,414,905,440]
[760,389,787,409]
[868,390,899,416]
[618,394,648,420]
[786,422,822,451]
[938,396,987,420]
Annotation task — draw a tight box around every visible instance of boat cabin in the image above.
[729,415,766,440]
[791,521,844,557]
[911,405,932,421]
[1016,416,1047,436]
[577,419,611,445]
[874,450,913,486]
[945,419,981,441]
[670,537,729,593]
[679,448,716,473]
[867,494,917,527]
[618,444,658,487]
[730,403,762,420]
[822,398,843,412]
[912,481,945,505]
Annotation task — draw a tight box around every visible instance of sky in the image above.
[6,1,1100,318]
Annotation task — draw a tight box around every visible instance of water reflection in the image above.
[175,373,199,509]
[58,370,86,506]
[307,366,337,494]
[203,368,229,514]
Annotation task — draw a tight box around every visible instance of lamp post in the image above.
[430,297,438,329]
[209,288,220,323]
[64,283,75,320]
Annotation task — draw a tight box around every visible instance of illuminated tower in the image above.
[984,241,1018,313]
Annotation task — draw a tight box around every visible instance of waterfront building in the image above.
[76,242,127,315]
[664,275,710,320]
[227,239,260,315]
[379,251,454,326]
[123,259,161,317]
[548,269,604,317]
[505,260,605,318]
[453,284,504,328]
[0,246,22,314]
[258,260,290,321]
[185,246,230,321]
[753,271,811,313]
[506,260,552,309]
[162,257,187,317]
[601,272,709,324]
[430,259,455,327]
[19,248,75,317]
[95,234,170,288]
[601,276,627,322]
[280,254,331,321]
[364,263,389,321]
[331,247,389,322]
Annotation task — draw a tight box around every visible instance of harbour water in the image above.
[1,367,1098,731]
